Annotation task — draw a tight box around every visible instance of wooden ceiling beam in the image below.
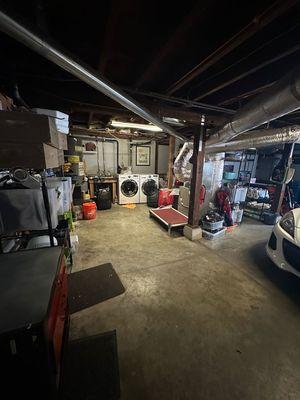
[167,0,298,95]
[70,126,159,140]
[97,0,120,73]
[218,82,275,106]
[193,45,300,101]
[71,102,227,127]
[135,0,211,87]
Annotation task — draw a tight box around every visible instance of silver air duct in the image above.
[207,125,300,153]
[0,11,186,142]
[173,142,193,182]
[174,126,300,180]
[207,68,300,145]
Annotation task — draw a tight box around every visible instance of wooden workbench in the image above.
[89,177,118,203]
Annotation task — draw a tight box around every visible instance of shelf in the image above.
[222,178,237,182]
[249,182,276,187]
[83,150,97,154]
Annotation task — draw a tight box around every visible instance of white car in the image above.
[266,208,300,277]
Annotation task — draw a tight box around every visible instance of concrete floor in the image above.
[71,204,300,400]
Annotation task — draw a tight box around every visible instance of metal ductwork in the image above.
[207,125,300,153]
[207,68,300,146]
[174,125,300,181]
[173,142,194,182]
[0,11,186,142]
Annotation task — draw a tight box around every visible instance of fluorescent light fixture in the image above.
[162,117,185,126]
[110,120,163,132]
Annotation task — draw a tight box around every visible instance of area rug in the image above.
[60,330,120,400]
[68,263,125,314]
[122,203,136,209]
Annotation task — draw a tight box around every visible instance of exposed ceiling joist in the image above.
[193,44,300,101]
[70,126,159,140]
[0,10,186,141]
[218,82,276,106]
[71,102,227,127]
[97,0,123,73]
[166,0,298,95]
[125,87,234,114]
[135,0,211,87]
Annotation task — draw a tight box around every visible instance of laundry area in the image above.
[0,2,300,400]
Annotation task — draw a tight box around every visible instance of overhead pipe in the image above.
[0,11,186,142]
[174,126,300,180]
[206,125,300,153]
[207,67,300,146]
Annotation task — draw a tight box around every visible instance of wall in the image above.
[157,144,169,175]
[131,141,156,174]
[80,138,159,176]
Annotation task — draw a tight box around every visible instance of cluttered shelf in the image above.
[249,182,276,187]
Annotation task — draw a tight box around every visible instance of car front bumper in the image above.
[266,222,300,278]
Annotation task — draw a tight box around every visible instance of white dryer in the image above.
[118,174,140,204]
[139,174,159,203]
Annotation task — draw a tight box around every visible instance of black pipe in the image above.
[41,175,55,247]
[103,138,119,173]
[12,83,29,108]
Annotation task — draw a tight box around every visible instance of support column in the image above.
[167,135,175,188]
[184,117,206,240]
[271,143,295,214]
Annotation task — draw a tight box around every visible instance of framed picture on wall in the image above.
[136,145,151,166]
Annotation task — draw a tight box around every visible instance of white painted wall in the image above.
[81,138,158,175]
[131,141,156,174]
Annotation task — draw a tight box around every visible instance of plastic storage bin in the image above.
[202,227,226,240]
[202,219,224,231]
[223,172,237,180]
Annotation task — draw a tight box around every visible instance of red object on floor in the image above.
[83,201,97,220]
[151,207,188,225]
[158,189,174,207]
[199,185,206,205]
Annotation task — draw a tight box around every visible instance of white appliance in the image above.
[139,174,159,203]
[118,174,140,204]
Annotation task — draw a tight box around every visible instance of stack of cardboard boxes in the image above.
[0,110,69,169]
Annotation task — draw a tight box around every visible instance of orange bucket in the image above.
[83,202,97,220]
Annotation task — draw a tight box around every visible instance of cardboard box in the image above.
[32,108,69,134]
[71,162,85,176]
[58,149,65,166]
[0,111,59,148]
[0,142,60,169]
[58,132,68,150]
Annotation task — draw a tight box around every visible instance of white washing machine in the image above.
[118,174,140,204]
[139,174,159,203]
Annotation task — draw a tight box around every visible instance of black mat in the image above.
[60,330,120,400]
[68,263,125,314]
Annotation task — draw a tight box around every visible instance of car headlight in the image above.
[280,211,295,238]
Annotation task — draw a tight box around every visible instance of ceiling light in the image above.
[162,117,184,126]
[110,120,163,132]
